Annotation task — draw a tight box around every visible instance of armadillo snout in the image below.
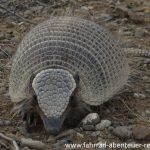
[42,116,63,135]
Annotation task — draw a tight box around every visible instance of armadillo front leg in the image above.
[12,98,41,133]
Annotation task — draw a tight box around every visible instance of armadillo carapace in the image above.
[9,17,129,134]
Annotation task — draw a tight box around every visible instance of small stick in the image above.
[55,129,76,140]
[21,138,46,150]
[121,99,150,123]
[0,48,10,58]
[0,133,19,150]
[0,139,9,149]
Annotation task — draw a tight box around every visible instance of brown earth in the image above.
[0,0,150,150]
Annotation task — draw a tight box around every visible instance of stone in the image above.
[133,125,150,140]
[82,125,95,131]
[3,92,11,100]
[135,28,147,38]
[87,6,94,10]
[96,120,111,130]
[24,10,33,18]
[81,113,100,125]
[100,13,113,21]
[47,136,55,143]
[144,59,150,64]
[54,138,72,147]
[119,27,133,36]
[30,6,44,13]
[4,120,12,126]
[0,32,5,40]
[142,76,149,81]
[81,6,89,11]
[76,132,84,138]
[111,126,132,139]
[21,147,30,150]
[145,110,150,118]
[91,131,101,137]
[108,126,114,132]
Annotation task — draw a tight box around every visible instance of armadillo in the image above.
[9,17,129,134]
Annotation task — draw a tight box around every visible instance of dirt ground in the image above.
[0,0,150,150]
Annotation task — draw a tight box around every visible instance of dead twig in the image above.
[0,133,19,150]
[21,138,46,150]
[0,47,11,58]
[36,0,47,7]
[0,139,9,149]
[55,129,76,140]
[0,4,36,25]
[121,99,150,124]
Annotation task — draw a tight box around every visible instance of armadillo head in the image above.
[32,69,76,135]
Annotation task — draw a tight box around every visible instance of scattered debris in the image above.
[82,124,96,131]
[54,129,76,140]
[0,119,12,126]
[111,126,132,139]
[81,113,100,126]
[115,5,145,23]
[0,133,19,150]
[134,93,146,99]
[21,138,47,150]
[96,120,111,130]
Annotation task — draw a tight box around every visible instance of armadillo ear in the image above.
[73,72,80,86]
[26,74,36,96]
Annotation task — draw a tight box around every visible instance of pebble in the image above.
[74,127,82,132]
[111,126,132,139]
[76,132,84,139]
[142,76,149,81]
[0,119,12,126]
[30,6,44,13]
[0,32,5,40]
[21,147,30,150]
[24,10,33,18]
[108,126,114,132]
[97,137,106,142]
[133,125,150,140]
[144,59,150,64]
[3,92,11,100]
[54,138,72,147]
[91,131,101,137]
[81,113,100,126]
[145,110,150,118]
[96,120,111,130]
[81,6,89,11]
[100,13,113,21]
[82,124,95,131]
[134,28,147,38]
[119,27,133,36]
[47,136,55,143]
[133,93,146,99]
[123,31,134,36]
